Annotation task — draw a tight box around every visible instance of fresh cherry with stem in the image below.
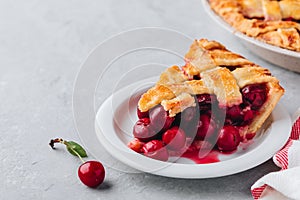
[49,138,105,188]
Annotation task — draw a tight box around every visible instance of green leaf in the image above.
[65,141,88,158]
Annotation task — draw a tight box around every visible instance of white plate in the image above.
[94,79,291,179]
[201,0,300,73]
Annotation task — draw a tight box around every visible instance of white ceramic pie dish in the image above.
[201,0,300,73]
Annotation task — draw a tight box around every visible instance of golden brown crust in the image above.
[209,0,300,52]
[257,27,300,51]
[280,0,300,19]
[138,79,211,112]
[184,39,254,76]
[232,66,277,88]
[161,93,196,117]
[157,65,188,85]
[138,84,176,112]
[201,67,243,107]
[138,64,211,112]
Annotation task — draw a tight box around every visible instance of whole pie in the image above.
[127,39,284,162]
[209,0,300,52]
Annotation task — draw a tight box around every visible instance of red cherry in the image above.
[142,140,163,152]
[225,105,256,126]
[174,107,199,137]
[196,115,217,139]
[149,105,174,132]
[242,84,267,110]
[245,132,256,140]
[142,140,169,161]
[197,94,215,104]
[253,93,266,109]
[181,107,197,122]
[133,118,157,142]
[78,161,105,188]
[127,138,145,153]
[137,107,149,119]
[162,126,186,150]
[243,109,255,125]
[242,84,265,94]
[49,138,105,188]
[284,17,294,21]
[226,105,243,124]
[217,126,241,151]
[196,94,217,111]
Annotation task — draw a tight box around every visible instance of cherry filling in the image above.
[133,118,156,142]
[196,114,217,140]
[127,138,145,153]
[242,84,267,110]
[283,17,300,24]
[197,94,217,112]
[137,107,149,119]
[162,126,186,151]
[130,83,268,161]
[225,105,255,126]
[193,75,201,80]
[149,105,174,132]
[173,105,199,137]
[217,126,241,151]
[142,140,169,161]
[224,84,267,126]
[181,107,197,122]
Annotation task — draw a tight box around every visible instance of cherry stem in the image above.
[67,144,85,164]
[49,138,85,163]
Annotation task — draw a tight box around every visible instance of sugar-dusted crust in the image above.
[209,0,300,52]
[138,39,284,139]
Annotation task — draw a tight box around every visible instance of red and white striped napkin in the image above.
[251,110,300,200]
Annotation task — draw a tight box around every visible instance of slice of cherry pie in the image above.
[128,39,284,162]
[209,0,300,52]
